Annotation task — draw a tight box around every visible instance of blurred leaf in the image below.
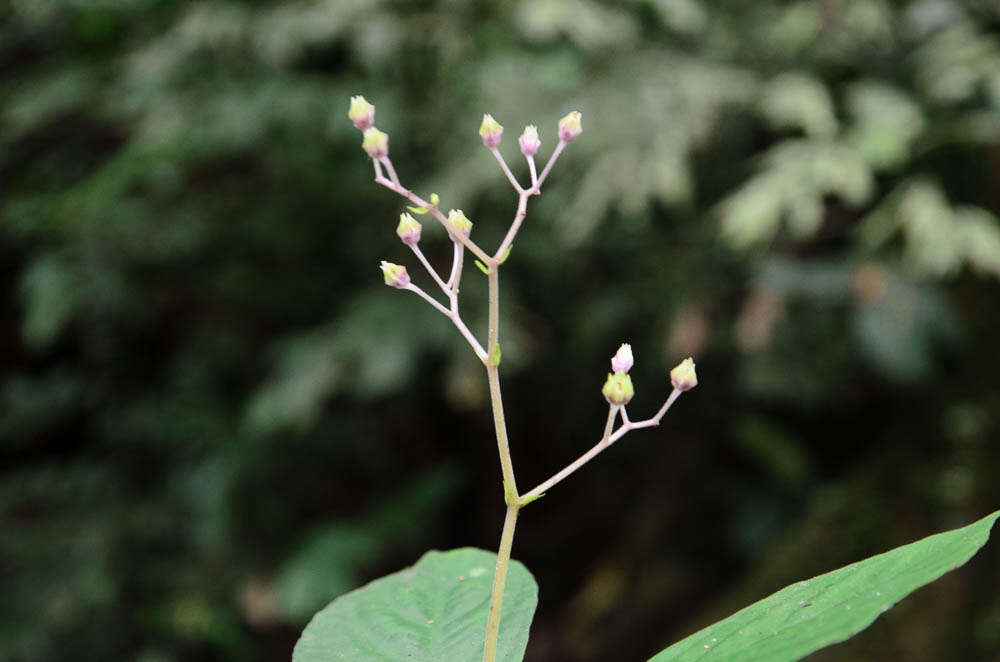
[293,548,537,662]
[19,254,80,349]
[721,141,872,247]
[275,467,461,622]
[844,80,925,170]
[276,525,381,623]
[245,294,450,435]
[650,511,1000,662]
[759,72,838,137]
[851,273,960,382]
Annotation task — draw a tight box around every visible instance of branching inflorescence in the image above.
[348,95,698,662]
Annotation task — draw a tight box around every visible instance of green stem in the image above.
[486,264,518,496]
[481,503,520,662]
[481,261,522,662]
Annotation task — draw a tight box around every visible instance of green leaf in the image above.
[490,343,502,366]
[407,205,430,215]
[429,192,440,206]
[649,511,999,662]
[475,259,491,275]
[293,548,537,662]
[498,245,513,264]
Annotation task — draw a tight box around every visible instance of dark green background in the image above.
[3,1,1000,660]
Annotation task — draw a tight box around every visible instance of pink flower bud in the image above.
[447,209,473,236]
[518,125,541,156]
[348,95,375,130]
[362,127,389,159]
[611,343,633,373]
[380,261,410,288]
[557,111,582,143]
[670,357,698,392]
[479,114,503,148]
[396,213,422,246]
[601,372,635,406]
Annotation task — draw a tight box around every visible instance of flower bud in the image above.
[670,357,698,392]
[602,372,635,406]
[396,213,422,246]
[447,209,473,236]
[518,125,541,156]
[479,114,503,148]
[557,111,582,143]
[348,95,375,130]
[380,261,410,289]
[362,127,389,159]
[611,343,634,373]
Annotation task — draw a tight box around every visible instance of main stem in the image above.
[482,502,519,662]
[482,263,520,662]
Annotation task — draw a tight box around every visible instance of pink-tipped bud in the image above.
[479,114,503,148]
[670,357,698,392]
[348,95,375,130]
[518,125,541,156]
[362,127,389,159]
[611,343,634,373]
[602,372,635,406]
[396,213,422,246]
[380,261,410,289]
[447,209,473,236]
[557,111,582,143]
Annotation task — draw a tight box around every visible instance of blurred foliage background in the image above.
[3,0,1000,660]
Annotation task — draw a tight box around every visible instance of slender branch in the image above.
[526,154,538,190]
[447,240,464,293]
[609,388,681,442]
[379,156,400,186]
[403,282,450,316]
[403,283,487,361]
[491,147,525,194]
[494,193,529,261]
[373,170,492,264]
[521,405,618,500]
[410,244,450,294]
[522,389,684,501]
[481,503,520,662]
[453,314,488,363]
[535,140,566,190]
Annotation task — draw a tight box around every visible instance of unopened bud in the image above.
[611,343,633,373]
[380,261,410,289]
[479,114,503,148]
[362,127,389,159]
[396,213,422,246]
[670,357,697,392]
[557,111,582,143]
[447,209,473,236]
[348,95,375,130]
[602,372,635,406]
[518,125,541,156]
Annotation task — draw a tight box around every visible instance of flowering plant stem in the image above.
[354,103,695,662]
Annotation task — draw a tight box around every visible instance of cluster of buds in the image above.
[350,96,389,159]
[477,111,583,154]
[601,345,698,406]
[602,344,636,406]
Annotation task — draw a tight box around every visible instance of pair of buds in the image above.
[602,344,697,406]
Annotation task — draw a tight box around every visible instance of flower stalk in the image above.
[349,98,696,662]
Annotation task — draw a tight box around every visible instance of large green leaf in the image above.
[293,548,537,662]
[650,510,999,662]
